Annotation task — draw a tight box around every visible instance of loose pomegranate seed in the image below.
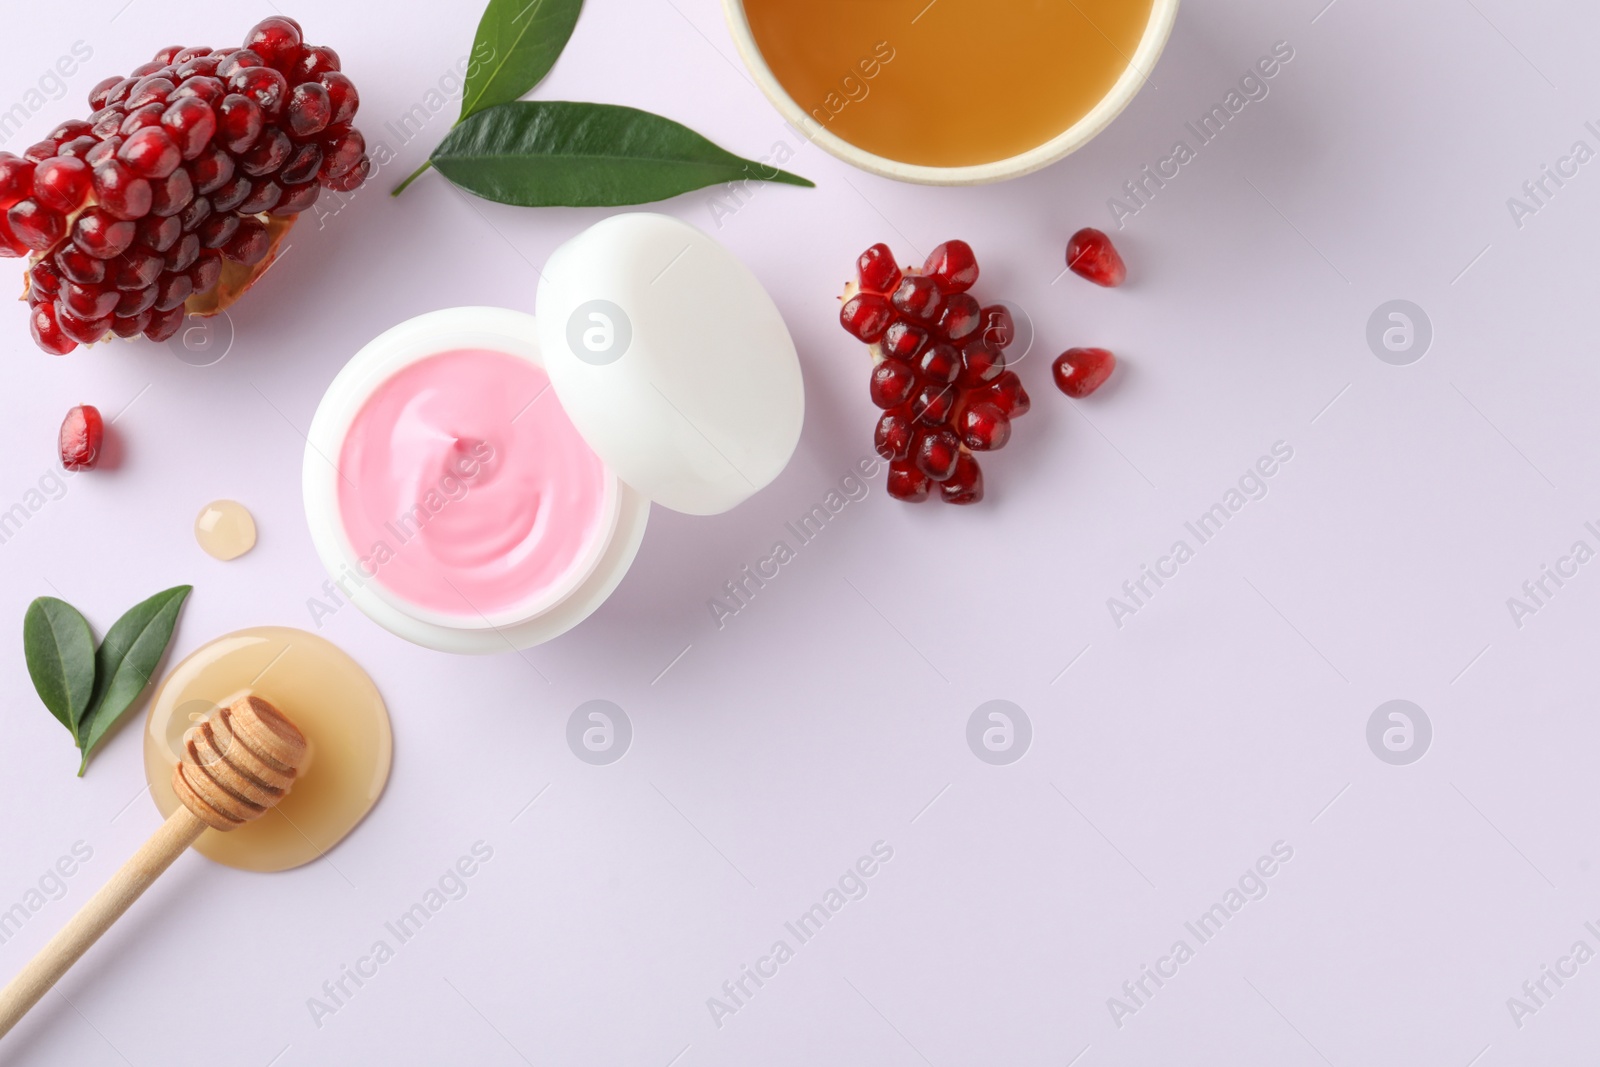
[321,72,359,125]
[223,217,270,265]
[979,305,1014,349]
[63,281,119,319]
[189,251,222,294]
[8,200,66,251]
[32,157,90,213]
[272,181,320,216]
[938,453,983,505]
[56,307,112,346]
[59,405,104,470]
[144,305,185,342]
[887,460,931,502]
[923,240,978,293]
[916,342,960,385]
[959,402,1011,451]
[216,95,265,153]
[881,320,926,362]
[284,82,332,138]
[0,154,35,207]
[92,160,153,220]
[936,292,981,343]
[958,341,1005,387]
[161,97,217,159]
[228,66,288,116]
[245,17,304,72]
[841,292,892,343]
[241,127,290,177]
[870,359,918,409]
[856,242,901,294]
[914,429,961,480]
[295,46,342,82]
[875,410,914,461]
[115,286,159,317]
[119,127,182,179]
[73,208,137,259]
[136,213,182,252]
[1066,227,1126,287]
[31,304,75,354]
[910,384,957,426]
[1052,347,1117,398]
[986,371,1031,417]
[56,248,106,285]
[149,168,195,217]
[891,275,942,321]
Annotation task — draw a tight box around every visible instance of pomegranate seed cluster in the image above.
[0,17,370,354]
[839,240,1029,505]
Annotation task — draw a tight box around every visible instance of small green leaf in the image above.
[78,585,191,776]
[459,0,585,123]
[23,597,96,738]
[429,101,813,207]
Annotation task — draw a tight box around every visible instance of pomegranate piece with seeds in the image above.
[58,404,104,470]
[839,238,1028,505]
[12,16,370,354]
[1052,347,1117,398]
[1066,227,1126,288]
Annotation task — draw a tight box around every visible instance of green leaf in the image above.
[430,101,814,207]
[78,585,191,776]
[459,0,585,123]
[22,597,96,738]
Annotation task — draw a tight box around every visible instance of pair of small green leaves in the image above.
[392,0,811,206]
[23,586,191,776]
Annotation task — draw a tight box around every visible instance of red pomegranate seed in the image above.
[318,127,364,181]
[34,157,91,212]
[153,271,193,311]
[910,383,957,426]
[1066,227,1126,287]
[323,157,369,193]
[272,181,320,216]
[891,275,942,321]
[321,72,359,125]
[959,402,1011,451]
[28,258,63,298]
[144,305,185,342]
[887,460,931,502]
[241,128,291,177]
[8,200,66,251]
[279,143,322,185]
[74,209,138,259]
[986,371,1031,417]
[149,167,195,216]
[115,286,159,317]
[874,410,914,461]
[856,242,901,295]
[119,103,166,136]
[63,281,118,319]
[89,76,123,110]
[958,341,1005,387]
[127,77,176,109]
[840,293,892,343]
[216,95,265,153]
[190,146,236,194]
[936,291,981,343]
[55,247,106,285]
[172,75,226,106]
[295,46,342,82]
[136,214,182,252]
[178,196,212,233]
[92,160,153,220]
[111,248,164,290]
[210,175,252,213]
[172,46,212,63]
[0,154,35,207]
[238,179,282,215]
[245,17,304,72]
[923,240,978,293]
[870,359,918,409]
[979,305,1014,349]
[164,233,200,273]
[1052,347,1117,398]
[228,66,289,116]
[31,304,75,354]
[914,429,961,480]
[59,405,104,470]
[24,141,58,164]
[881,320,927,362]
[197,212,239,249]
[189,252,223,295]
[112,311,152,338]
[119,127,182,179]
[129,60,166,78]
[938,453,983,505]
[223,217,270,265]
[916,342,960,385]
[84,139,120,167]
[0,215,28,258]
[216,49,265,80]
[56,307,112,346]
[285,82,332,138]
[161,97,218,159]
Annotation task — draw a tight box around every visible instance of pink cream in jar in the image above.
[335,348,612,619]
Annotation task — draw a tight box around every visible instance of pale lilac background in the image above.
[3,0,1600,1064]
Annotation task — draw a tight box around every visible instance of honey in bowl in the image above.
[741,0,1157,168]
[144,627,391,873]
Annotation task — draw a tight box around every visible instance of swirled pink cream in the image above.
[336,348,611,617]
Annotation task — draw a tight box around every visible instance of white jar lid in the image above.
[535,213,804,516]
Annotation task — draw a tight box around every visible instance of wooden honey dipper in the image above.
[0,695,308,1039]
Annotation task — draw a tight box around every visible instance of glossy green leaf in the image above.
[23,597,96,737]
[460,0,584,123]
[78,585,191,775]
[430,101,813,207]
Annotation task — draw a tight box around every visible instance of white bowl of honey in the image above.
[724,0,1180,185]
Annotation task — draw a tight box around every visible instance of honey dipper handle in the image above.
[0,806,207,1040]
